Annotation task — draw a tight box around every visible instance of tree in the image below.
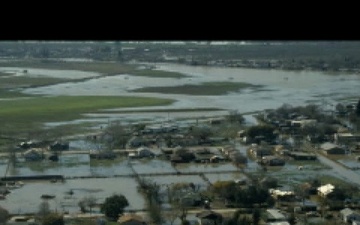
[227,110,245,124]
[38,201,51,220]
[246,125,276,142]
[252,207,261,225]
[188,126,213,142]
[104,121,130,149]
[42,213,64,225]
[100,194,129,221]
[0,206,10,224]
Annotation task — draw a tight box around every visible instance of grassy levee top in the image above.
[130,81,263,95]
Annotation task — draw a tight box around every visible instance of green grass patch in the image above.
[0,76,70,89]
[0,89,32,98]
[317,174,355,188]
[0,72,10,77]
[0,96,174,134]
[131,81,263,95]
[97,107,224,114]
[131,69,188,78]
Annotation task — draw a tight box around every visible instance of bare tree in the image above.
[163,209,180,225]
[104,121,130,149]
[38,201,51,221]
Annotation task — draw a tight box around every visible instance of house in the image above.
[288,152,317,160]
[320,142,346,155]
[299,200,318,212]
[89,150,116,159]
[291,119,317,128]
[180,192,203,207]
[135,147,155,158]
[317,183,335,197]
[170,154,185,163]
[127,136,147,148]
[266,209,287,222]
[118,214,147,225]
[250,146,273,158]
[196,210,223,225]
[267,222,290,225]
[269,189,294,201]
[23,148,44,161]
[335,133,360,145]
[340,208,360,223]
[260,156,285,166]
[49,141,69,151]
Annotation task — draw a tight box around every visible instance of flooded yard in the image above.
[2,177,145,214]
[131,158,177,175]
[175,162,238,173]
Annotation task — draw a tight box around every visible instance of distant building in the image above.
[335,133,360,145]
[340,208,360,223]
[320,142,346,155]
[266,209,287,223]
[23,148,44,161]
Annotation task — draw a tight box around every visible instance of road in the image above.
[316,153,360,186]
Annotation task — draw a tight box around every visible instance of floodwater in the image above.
[2,62,360,215]
[1,177,144,214]
[0,67,100,79]
[18,63,360,124]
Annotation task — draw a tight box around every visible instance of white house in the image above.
[317,183,335,197]
[128,147,155,158]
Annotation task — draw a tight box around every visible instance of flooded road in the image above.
[316,153,360,186]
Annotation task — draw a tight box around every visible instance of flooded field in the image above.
[18,63,360,122]
[0,67,100,79]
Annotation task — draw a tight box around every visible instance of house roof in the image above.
[340,208,354,217]
[118,214,144,224]
[317,183,335,196]
[267,222,290,225]
[269,189,294,197]
[267,221,290,225]
[320,142,342,151]
[266,209,286,220]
